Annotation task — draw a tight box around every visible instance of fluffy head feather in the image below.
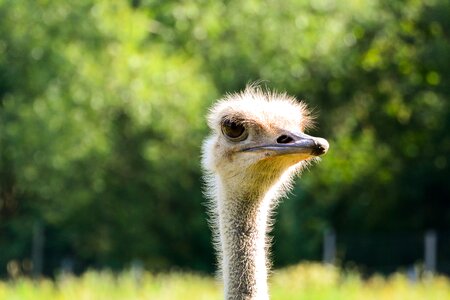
[202,85,316,191]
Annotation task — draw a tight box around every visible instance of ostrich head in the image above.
[202,86,328,199]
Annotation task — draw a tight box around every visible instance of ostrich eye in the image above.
[221,119,248,141]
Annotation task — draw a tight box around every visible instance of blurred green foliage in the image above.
[0,0,449,275]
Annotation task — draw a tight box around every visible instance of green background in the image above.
[1,0,449,276]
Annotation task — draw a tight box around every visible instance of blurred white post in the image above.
[323,229,336,265]
[424,230,437,275]
[131,259,144,284]
[60,257,74,275]
[32,220,45,278]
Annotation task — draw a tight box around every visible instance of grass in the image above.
[1,263,449,300]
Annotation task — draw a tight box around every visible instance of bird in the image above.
[201,85,329,300]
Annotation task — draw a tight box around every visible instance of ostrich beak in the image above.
[242,132,329,157]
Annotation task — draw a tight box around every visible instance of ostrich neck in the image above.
[217,182,273,300]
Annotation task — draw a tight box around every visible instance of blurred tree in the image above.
[1,0,449,276]
[0,0,216,275]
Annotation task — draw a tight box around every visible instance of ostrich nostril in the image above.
[277,134,294,144]
[312,144,326,156]
[312,138,329,156]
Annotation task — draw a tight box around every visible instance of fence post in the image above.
[131,259,144,285]
[323,228,336,265]
[424,230,437,275]
[61,257,74,275]
[32,220,45,279]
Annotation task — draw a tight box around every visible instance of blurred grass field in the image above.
[1,263,449,300]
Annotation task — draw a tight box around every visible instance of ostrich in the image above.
[201,86,329,300]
